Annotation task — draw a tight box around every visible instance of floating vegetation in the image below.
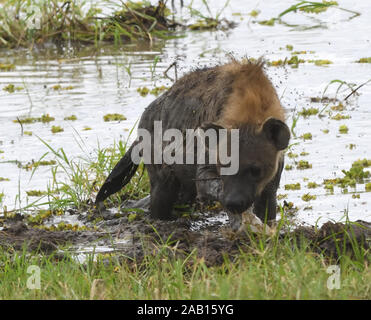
[188,19,219,30]
[0,0,179,49]
[26,209,62,225]
[310,59,333,66]
[324,183,334,192]
[0,177,10,182]
[137,87,150,96]
[248,10,260,17]
[285,164,293,171]
[13,114,55,124]
[277,194,288,200]
[267,55,305,68]
[64,115,77,121]
[357,57,371,63]
[285,183,301,190]
[299,107,318,117]
[51,126,64,133]
[292,50,315,54]
[83,126,92,131]
[52,84,74,91]
[103,113,127,122]
[281,201,299,216]
[339,125,349,134]
[258,18,276,26]
[307,182,319,189]
[301,193,316,202]
[286,44,293,51]
[331,113,350,120]
[137,85,169,97]
[26,190,48,197]
[0,63,15,71]
[331,103,345,111]
[297,160,312,170]
[346,144,356,150]
[324,159,371,190]
[301,133,312,140]
[3,84,23,93]
[287,152,298,159]
[300,151,309,156]
[21,160,57,171]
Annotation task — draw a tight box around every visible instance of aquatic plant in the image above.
[0,0,178,49]
[357,57,371,63]
[299,107,319,117]
[258,1,359,29]
[301,133,312,140]
[301,193,316,201]
[64,115,78,121]
[187,0,234,31]
[103,113,127,122]
[285,183,301,190]
[297,160,312,170]
[51,126,64,133]
[339,125,348,134]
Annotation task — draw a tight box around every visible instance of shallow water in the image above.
[1,0,371,228]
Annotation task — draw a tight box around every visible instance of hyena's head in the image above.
[203,117,290,215]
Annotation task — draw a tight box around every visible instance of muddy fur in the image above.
[96,59,290,226]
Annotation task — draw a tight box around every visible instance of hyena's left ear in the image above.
[262,117,290,150]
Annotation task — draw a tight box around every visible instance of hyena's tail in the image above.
[95,143,139,204]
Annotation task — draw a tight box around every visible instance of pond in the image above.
[0,0,370,230]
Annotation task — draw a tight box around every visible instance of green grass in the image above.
[18,133,149,212]
[0,135,370,299]
[0,226,369,299]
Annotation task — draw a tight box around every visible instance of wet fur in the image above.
[96,59,289,223]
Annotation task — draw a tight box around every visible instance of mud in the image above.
[1,205,369,265]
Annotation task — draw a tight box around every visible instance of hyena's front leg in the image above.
[253,157,284,223]
[195,165,223,203]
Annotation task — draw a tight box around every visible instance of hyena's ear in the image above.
[262,117,290,150]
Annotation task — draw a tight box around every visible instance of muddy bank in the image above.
[1,208,370,265]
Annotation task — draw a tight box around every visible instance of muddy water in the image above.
[1,0,371,231]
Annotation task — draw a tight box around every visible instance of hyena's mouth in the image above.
[227,211,243,231]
